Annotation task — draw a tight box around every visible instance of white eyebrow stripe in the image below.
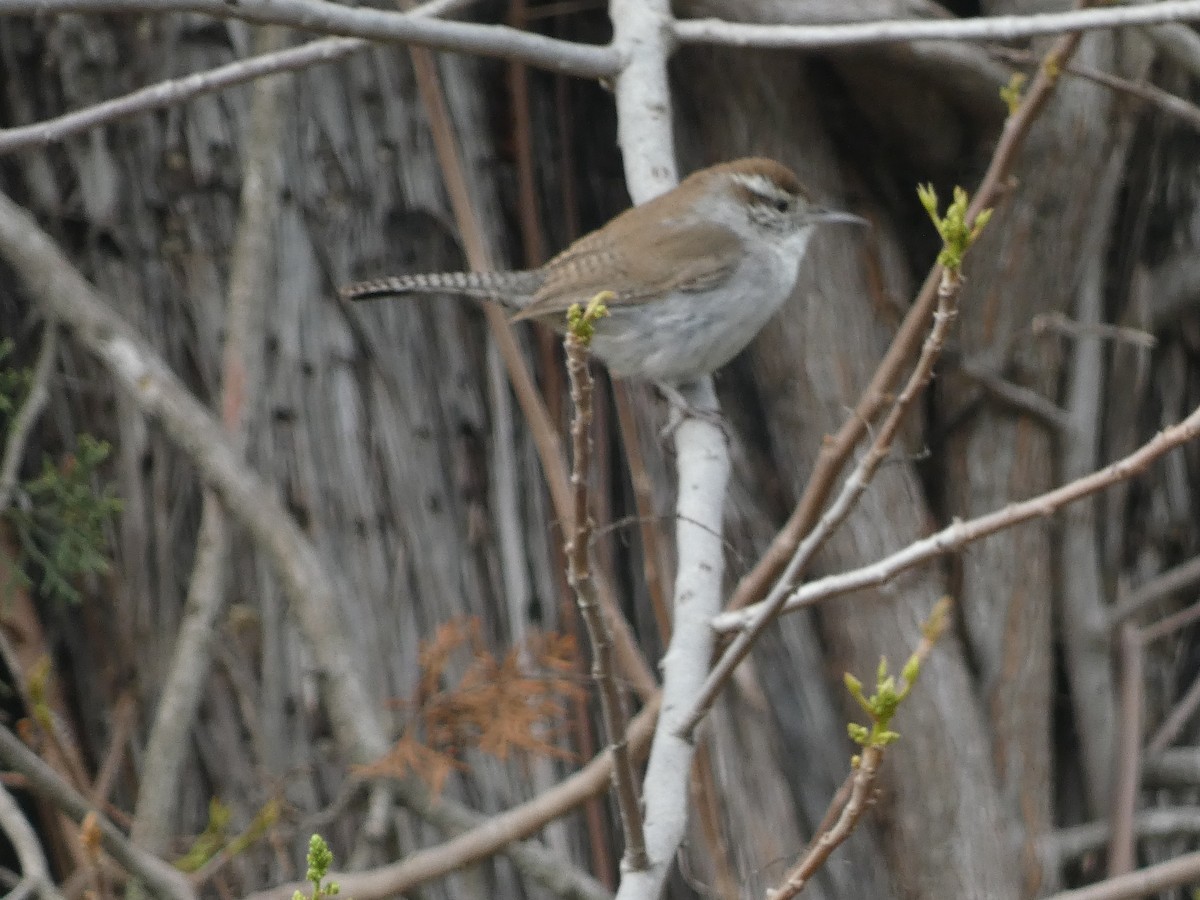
[731,172,792,201]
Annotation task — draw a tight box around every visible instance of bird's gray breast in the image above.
[588,234,808,384]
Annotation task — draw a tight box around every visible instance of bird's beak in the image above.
[809,209,869,228]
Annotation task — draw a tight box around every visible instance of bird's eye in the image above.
[773,197,790,213]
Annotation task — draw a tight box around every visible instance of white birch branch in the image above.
[674,1,1200,49]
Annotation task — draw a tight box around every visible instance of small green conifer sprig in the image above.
[293,834,339,900]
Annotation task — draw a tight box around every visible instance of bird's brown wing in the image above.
[510,220,744,323]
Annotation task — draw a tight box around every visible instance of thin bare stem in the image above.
[0,319,57,516]
[1108,625,1143,876]
[715,399,1200,633]
[991,47,1200,134]
[131,24,288,853]
[245,696,660,900]
[1110,554,1200,626]
[1042,849,1200,900]
[564,309,647,871]
[0,0,618,77]
[1146,668,1200,756]
[674,2,1200,50]
[0,781,65,900]
[0,726,194,900]
[0,38,361,154]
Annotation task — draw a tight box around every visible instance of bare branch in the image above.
[247,698,658,900]
[1042,849,1200,900]
[991,47,1200,134]
[675,2,1200,50]
[617,380,728,900]
[0,0,618,77]
[715,400,1200,632]
[0,319,57,516]
[1109,554,1200,626]
[0,781,64,900]
[0,38,363,154]
[1043,807,1200,864]
[0,188,393,770]
[131,25,289,854]
[1108,625,1143,876]
[680,255,967,738]
[0,726,194,900]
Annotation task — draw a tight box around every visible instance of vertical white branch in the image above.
[616,381,728,898]
[610,0,677,199]
[609,0,732,893]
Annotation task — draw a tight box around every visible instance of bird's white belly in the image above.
[590,243,801,384]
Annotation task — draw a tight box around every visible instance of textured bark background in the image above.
[2,1,1200,899]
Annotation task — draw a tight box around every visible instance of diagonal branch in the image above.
[0,318,57,516]
[0,187,392,771]
[674,1,1200,49]
[678,259,967,739]
[714,399,1200,633]
[0,725,194,900]
[0,0,618,77]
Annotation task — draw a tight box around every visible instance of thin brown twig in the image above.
[1110,554,1200,626]
[766,603,947,899]
[990,46,1200,134]
[1042,848,1200,900]
[245,695,660,900]
[0,319,57,516]
[0,38,364,154]
[404,32,657,701]
[1108,624,1143,876]
[0,726,194,900]
[1139,599,1200,644]
[680,263,965,737]
[564,307,647,871]
[1146,667,1200,756]
[727,23,1088,616]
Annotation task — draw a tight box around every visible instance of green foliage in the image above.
[1,342,121,606]
[294,834,340,900]
[917,184,992,272]
[844,598,951,754]
[999,72,1027,116]
[5,434,121,605]
[565,291,612,344]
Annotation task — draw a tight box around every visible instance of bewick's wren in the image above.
[341,158,865,386]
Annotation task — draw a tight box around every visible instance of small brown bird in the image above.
[341,158,864,387]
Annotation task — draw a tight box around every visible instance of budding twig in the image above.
[766,599,951,900]
[678,186,985,739]
[563,293,648,872]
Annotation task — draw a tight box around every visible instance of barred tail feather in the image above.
[339,270,542,304]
